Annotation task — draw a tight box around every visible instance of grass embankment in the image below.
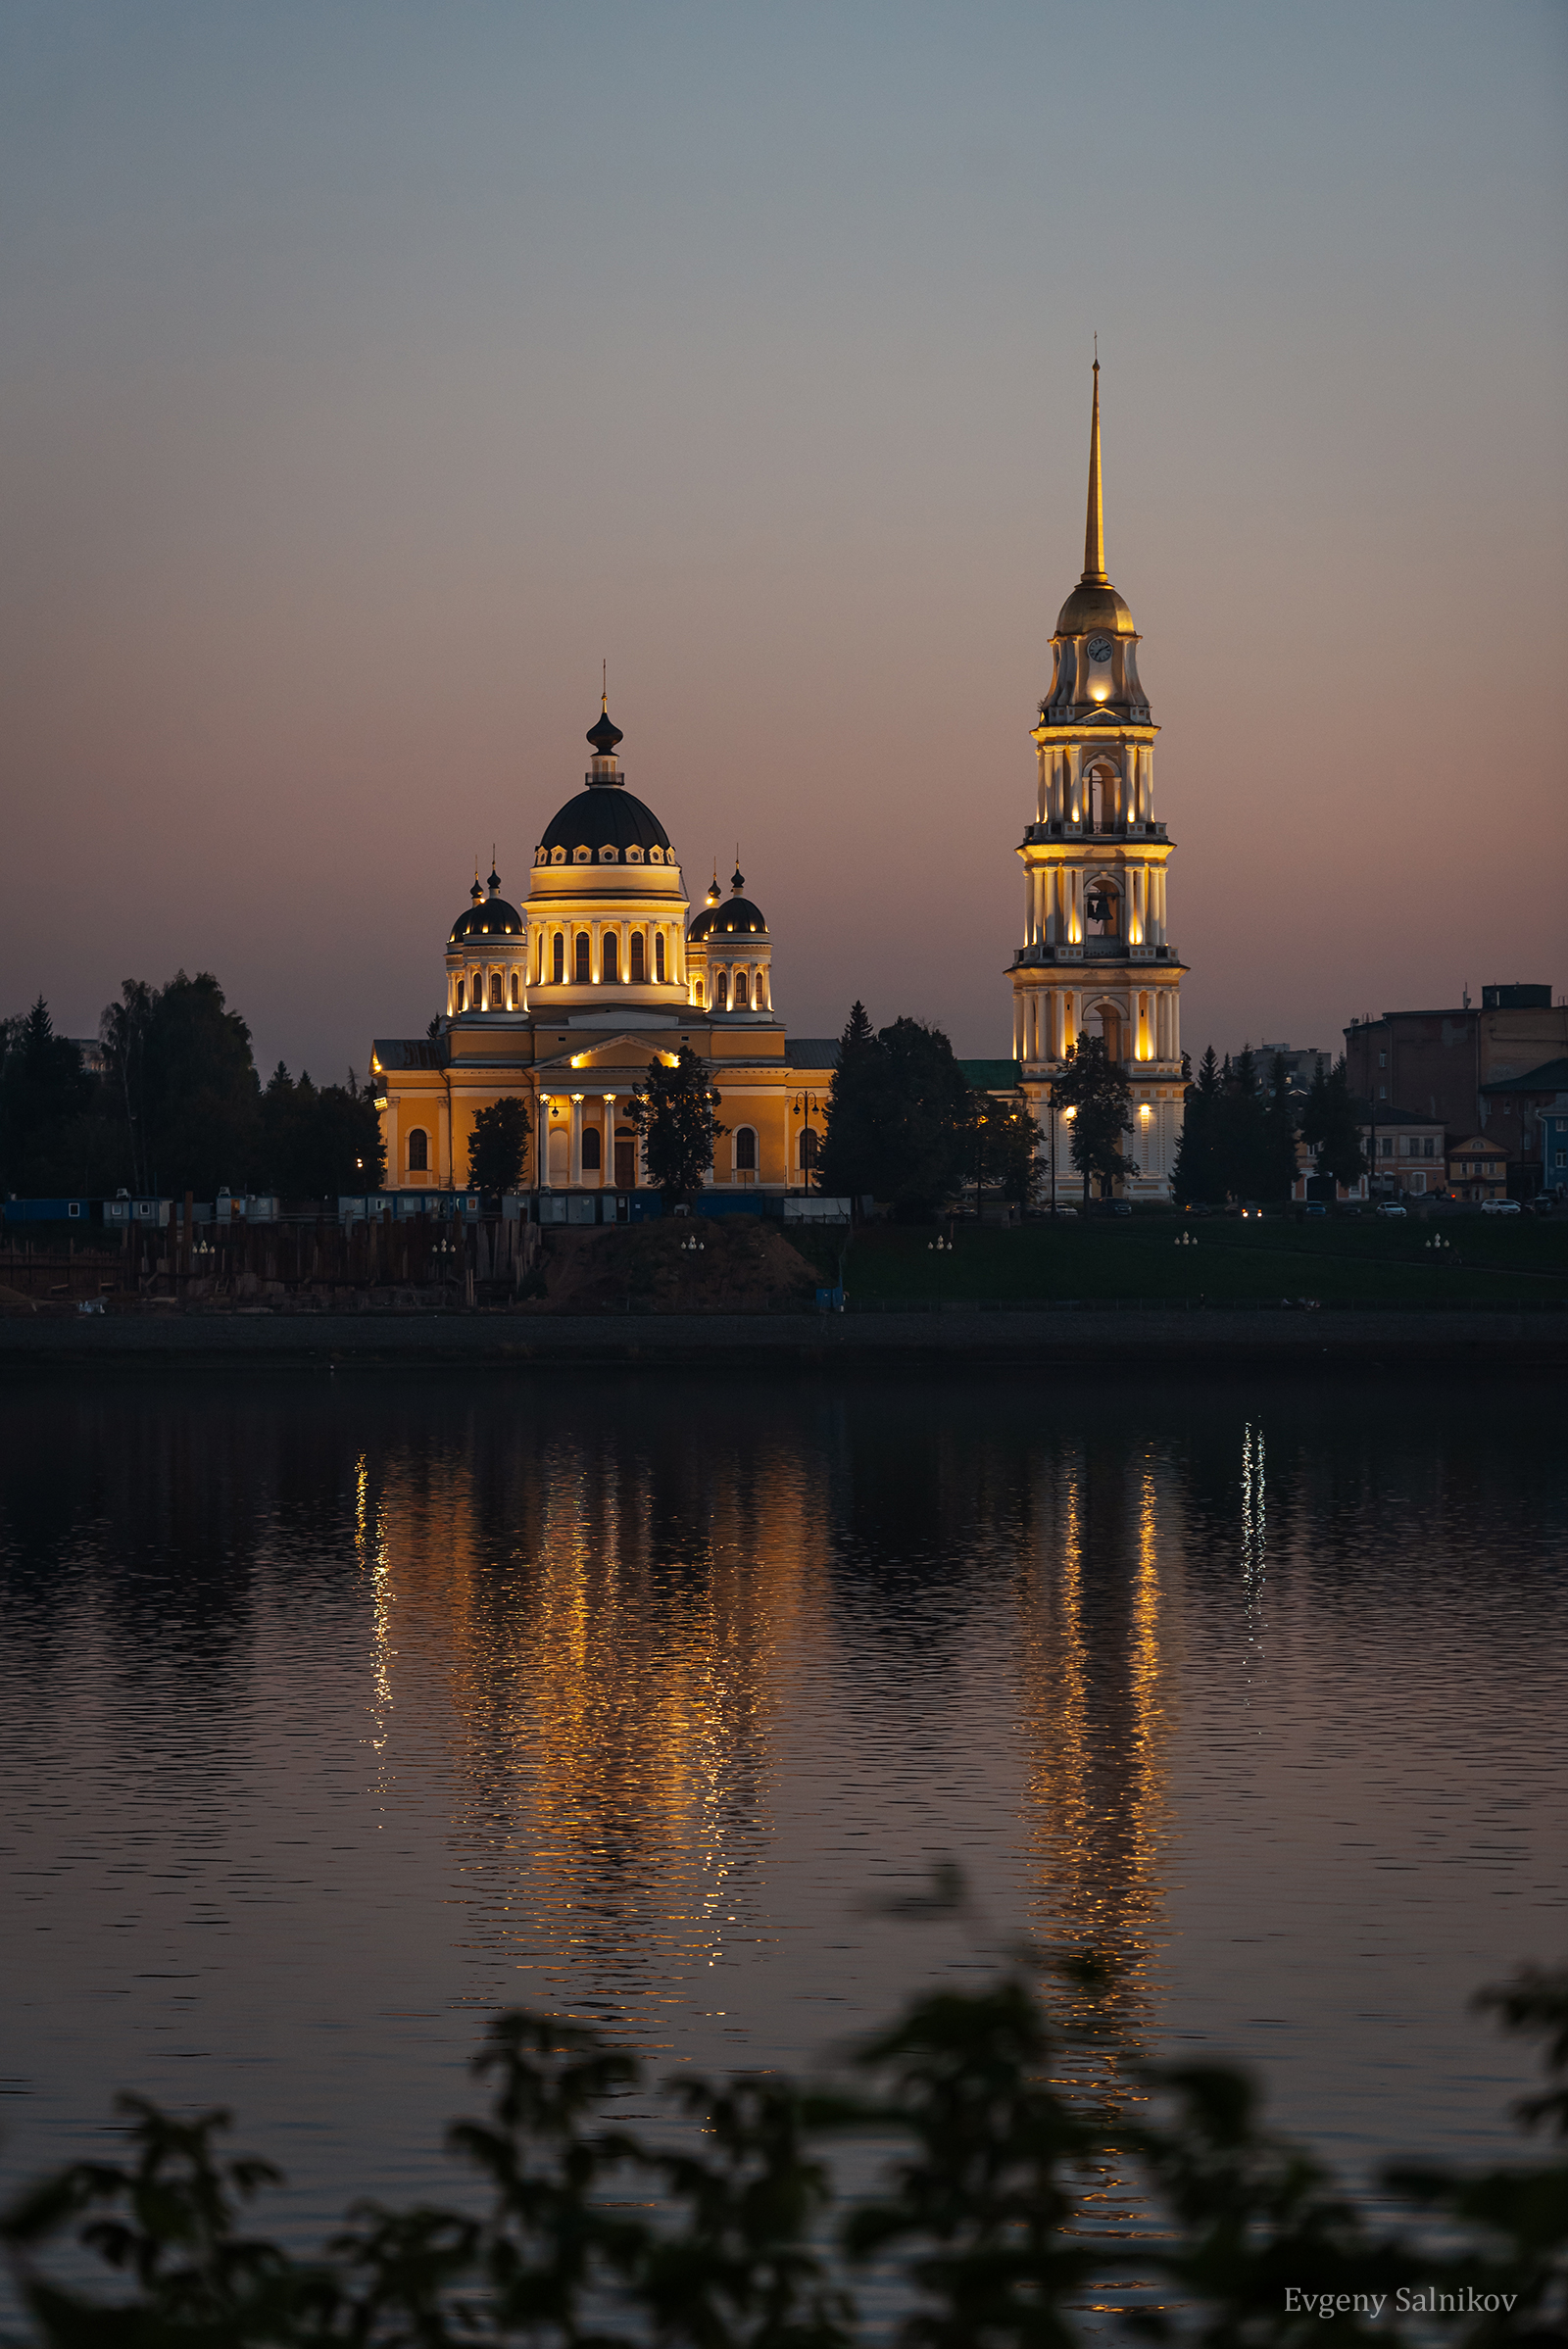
[795,1214,1568,1309]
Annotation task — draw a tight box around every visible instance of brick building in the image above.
[1343,984,1568,1171]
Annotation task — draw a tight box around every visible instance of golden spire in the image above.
[602,658,607,713]
[1083,349,1106,585]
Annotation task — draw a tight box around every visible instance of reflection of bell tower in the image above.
[1017,1444,1172,2060]
[1010,362,1188,1199]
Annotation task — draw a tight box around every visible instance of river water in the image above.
[1,1366,1564,2262]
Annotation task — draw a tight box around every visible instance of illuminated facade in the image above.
[1011,365,1187,1199]
[371,702,833,1199]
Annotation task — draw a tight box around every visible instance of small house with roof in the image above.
[1446,1136,1508,1202]
[1479,1055,1568,1198]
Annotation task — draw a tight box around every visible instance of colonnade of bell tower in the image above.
[1009,363,1188,1199]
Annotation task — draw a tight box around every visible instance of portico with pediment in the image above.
[1010,364,1188,1198]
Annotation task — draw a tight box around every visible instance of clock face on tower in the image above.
[1087,635,1113,664]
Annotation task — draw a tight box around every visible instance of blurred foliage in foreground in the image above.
[2,1950,1563,2349]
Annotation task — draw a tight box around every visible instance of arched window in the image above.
[603,931,619,983]
[655,933,666,984]
[548,1126,568,1181]
[575,932,591,984]
[489,970,502,1008]
[630,931,646,982]
[408,1128,428,1172]
[800,1126,819,1172]
[735,1126,757,1172]
[552,932,564,986]
[456,980,466,1012]
[581,1127,602,1172]
[694,979,705,1004]
[714,972,729,1011]
[733,970,749,1009]
[510,970,520,1008]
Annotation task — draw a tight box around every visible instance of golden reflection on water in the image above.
[1018,1448,1175,2060]
[348,1420,1181,2096]
[354,1436,833,2024]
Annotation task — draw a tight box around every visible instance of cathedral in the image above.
[368,703,837,1212]
[1010,363,1187,1198]
[370,362,1184,1210]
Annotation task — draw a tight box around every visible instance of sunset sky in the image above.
[3,2,1564,1079]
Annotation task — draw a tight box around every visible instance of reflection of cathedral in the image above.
[1010,365,1188,1199]
[369,703,835,1200]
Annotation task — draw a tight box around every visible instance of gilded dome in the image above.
[1054,578,1136,638]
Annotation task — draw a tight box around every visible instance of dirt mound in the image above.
[530,1217,820,1315]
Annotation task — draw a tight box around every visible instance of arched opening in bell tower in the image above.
[1086,759,1120,834]
[1089,996,1127,1066]
[1085,875,1122,940]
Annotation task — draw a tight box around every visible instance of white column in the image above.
[620,921,630,980]
[569,1098,584,1186]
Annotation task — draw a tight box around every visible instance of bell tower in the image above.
[1011,362,1187,1199]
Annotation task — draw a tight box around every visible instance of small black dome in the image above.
[539,788,672,858]
[689,895,768,942]
[450,896,524,942]
[586,706,623,758]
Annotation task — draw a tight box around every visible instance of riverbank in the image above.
[0,1303,1560,1371]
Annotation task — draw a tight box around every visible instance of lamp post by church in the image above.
[1044,1080,1058,1218]
[791,1091,823,1194]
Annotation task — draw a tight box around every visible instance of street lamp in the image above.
[791,1091,822,1194]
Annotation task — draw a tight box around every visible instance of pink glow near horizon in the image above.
[2,3,1564,1078]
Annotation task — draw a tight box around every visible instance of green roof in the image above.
[960,1059,1023,1091]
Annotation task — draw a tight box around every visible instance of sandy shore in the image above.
[0,1304,1559,1373]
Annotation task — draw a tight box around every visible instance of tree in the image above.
[1054,1032,1135,1205]
[1260,1052,1300,1201]
[101,971,259,1199]
[1300,1053,1367,1193]
[876,1019,976,1218]
[627,1048,725,1205]
[467,1097,531,1195]
[974,1097,1045,1207]
[818,1009,975,1218]
[1172,1046,1225,1204]
[0,999,95,1195]
[260,1064,386,1199]
[817,1002,883,1203]
[1215,1046,1269,1200]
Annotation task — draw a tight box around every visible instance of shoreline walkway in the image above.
[0,1305,1559,1372]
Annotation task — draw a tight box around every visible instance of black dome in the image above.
[586,708,623,757]
[450,896,523,942]
[538,788,672,858]
[689,895,768,941]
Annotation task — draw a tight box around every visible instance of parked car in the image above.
[1375,1200,1407,1218]
[1110,1200,1132,1218]
[1480,1198,1521,1216]
[1303,1201,1327,1217]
